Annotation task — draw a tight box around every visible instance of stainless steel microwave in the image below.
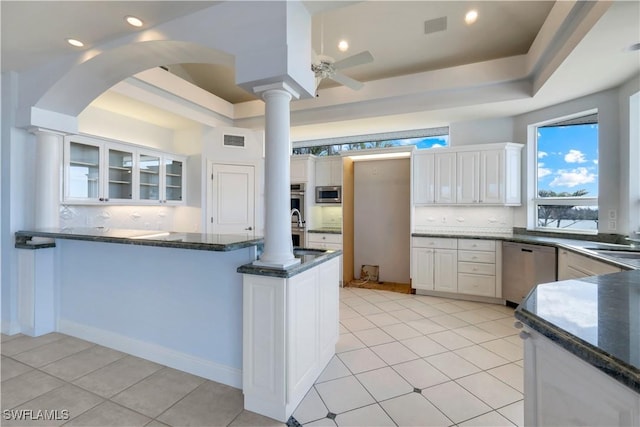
[315,186,342,204]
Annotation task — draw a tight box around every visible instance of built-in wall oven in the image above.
[291,183,305,248]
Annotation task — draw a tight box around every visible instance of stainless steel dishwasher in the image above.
[502,242,557,305]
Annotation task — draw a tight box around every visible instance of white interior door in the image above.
[208,163,255,235]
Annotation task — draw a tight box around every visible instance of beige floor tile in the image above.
[380,323,421,340]
[428,330,474,350]
[303,418,337,426]
[352,302,384,316]
[1,357,33,382]
[421,381,492,424]
[12,337,94,368]
[392,358,449,389]
[64,401,150,427]
[339,307,360,320]
[454,345,510,370]
[430,314,469,329]
[400,336,448,358]
[365,312,402,327]
[333,403,395,427]
[338,348,387,374]
[361,293,392,303]
[316,356,352,383]
[144,420,171,427]
[339,324,349,334]
[111,367,205,418]
[475,307,513,320]
[369,341,419,365]
[355,367,413,401]
[476,320,519,338]
[481,339,523,362]
[452,310,496,324]
[374,300,405,312]
[1,334,25,343]
[72,355,162,398]
[3,384,103,427]
[353,328,395,347]
[314,376,375,414]
[456,372,522,409]
[41,345,126,381]
[341,296,368,308]
[406,318,446,335]
[1,333,65,357]
[458,410,515,426]
[228,410,285,426]
[1,370,64,410]
[157,381,243,427]
[292,387,329,424]
[425,352,482,380]
[497,400,524,427]
[430,302,466,314]
[389,309,424,322]
[487,363,524,393]
[408,304,446,318]
[380,393,452,427]
[340,316,377,332]
[335,333,366,354]
[452,325,499,343]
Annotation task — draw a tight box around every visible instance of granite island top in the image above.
[15,227,263,252]
[237,248,342,278]
[307,228,342,234]
[515,270,640,393]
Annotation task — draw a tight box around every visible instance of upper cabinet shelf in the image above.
[412,143,523,207]
[63,135,185,205]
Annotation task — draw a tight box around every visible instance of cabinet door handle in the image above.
[521,248,533,253]
[99,198,104,202]
[244,226,253,231]
[105,198,109,202]
[322,236,326,240]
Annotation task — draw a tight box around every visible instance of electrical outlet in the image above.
[608,209,617,220]
[608,220,617,230]
[442,216,447,223]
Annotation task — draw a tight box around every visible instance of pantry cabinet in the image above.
[63,135,185,205]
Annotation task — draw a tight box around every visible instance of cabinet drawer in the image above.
[458,262,495,275]
[458,250,496,263]
[308,233,342,245]
[458,274,496,297]
[458,239,495,251]
[412,237,457,249]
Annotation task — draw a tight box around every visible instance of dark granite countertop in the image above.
[307,228,342,234]
[515,270,640,393]
[237,248,342,278]
[411,232,640,270]
[15,228,263,252]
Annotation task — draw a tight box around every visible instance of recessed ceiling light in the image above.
[125,15,144,28]
[338,40,349,52]
[66,38,84,48]
[465,10,478,25]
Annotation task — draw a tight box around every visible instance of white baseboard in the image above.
[58,319,242,388]
[1,320,22,336]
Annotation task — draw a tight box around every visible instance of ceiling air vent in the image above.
[424,16,447,35]
[223,134,245,148]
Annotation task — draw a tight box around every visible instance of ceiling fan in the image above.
[311,14,374,92]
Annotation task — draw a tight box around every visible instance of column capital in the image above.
[253,82,300,100]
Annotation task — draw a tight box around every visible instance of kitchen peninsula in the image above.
[15,227,341,422]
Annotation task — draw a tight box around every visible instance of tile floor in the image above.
[1,287,523,427]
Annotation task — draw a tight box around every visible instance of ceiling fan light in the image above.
[66,38,84,47]
[338,40,349,52]
[465,10,478,25]
[125,15,144,28]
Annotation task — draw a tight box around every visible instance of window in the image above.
[533,112,599,233]
[292,127,449,156]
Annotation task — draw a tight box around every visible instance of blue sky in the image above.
[537,124,599,197]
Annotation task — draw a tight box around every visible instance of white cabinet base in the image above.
[414,288,505,305]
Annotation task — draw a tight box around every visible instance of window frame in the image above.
[529,109,599,235]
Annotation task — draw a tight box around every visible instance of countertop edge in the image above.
[514,306,640,394]
[237,249,342,278]
[15,230,263,252]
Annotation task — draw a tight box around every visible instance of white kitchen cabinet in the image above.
[522,327,640,426]
[64,135,185,205]
[315,157,342,186]
[557,249,622,280]
[291,155,314,184]
[455,145,522,206]
[411,237,457,291]
[308,232,343,284]
[413,152,456,204]
[457,239,501,298]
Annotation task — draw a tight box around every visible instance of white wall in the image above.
[449,117,515,146]
[354,159,410,283]
[617,76,640,237]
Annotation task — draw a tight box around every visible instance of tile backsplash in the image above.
[414,206,514,236]
[320,206,343,228]
[59,205,201,232]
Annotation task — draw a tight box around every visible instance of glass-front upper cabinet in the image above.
[65,137,103,202]
[107,145,134,201]
[164,157,184,203]
[138,151,161,202]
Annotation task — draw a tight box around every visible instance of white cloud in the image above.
[431,143,443,148]
[538,167,552,178]
[550,167,596,188]
[593,159,598,165]
[564,149,587,163]
[538,151,548,158]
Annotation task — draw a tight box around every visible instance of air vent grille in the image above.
[223,134,245,147]
[424,16,447,35]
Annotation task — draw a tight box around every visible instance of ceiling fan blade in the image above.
[329,72,364,90]
[333,51,374,70]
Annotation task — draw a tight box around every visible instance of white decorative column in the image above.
[253,83,300,269]
[32,128,63,229]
